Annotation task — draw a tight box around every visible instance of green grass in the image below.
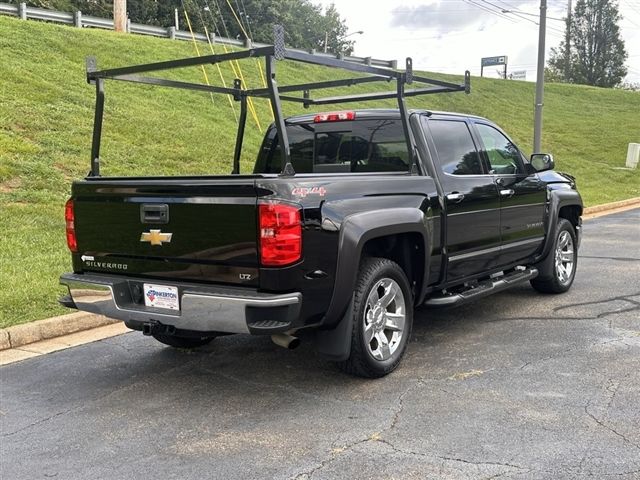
[0,16,639,327]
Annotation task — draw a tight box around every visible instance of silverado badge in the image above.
[140,229,173,246]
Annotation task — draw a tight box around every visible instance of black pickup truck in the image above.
[59,33,582,377]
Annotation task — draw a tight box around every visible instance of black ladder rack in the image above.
[85,25,470,178]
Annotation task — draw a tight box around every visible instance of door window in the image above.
[427,120,483,175]
[475,124,524,175]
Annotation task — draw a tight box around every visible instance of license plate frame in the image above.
[143,283,180,311]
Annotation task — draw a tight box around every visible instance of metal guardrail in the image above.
[0,2,397,69]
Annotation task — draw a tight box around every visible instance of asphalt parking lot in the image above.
[1,209,639,480]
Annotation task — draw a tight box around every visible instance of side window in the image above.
[475,124,524,175]
[427,120,483,175]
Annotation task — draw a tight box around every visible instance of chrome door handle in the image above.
[446,193,465,203]
[500,189,515,197]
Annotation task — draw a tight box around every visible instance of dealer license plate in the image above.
[143,283,180,311]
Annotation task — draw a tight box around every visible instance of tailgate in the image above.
[71,177,260,286]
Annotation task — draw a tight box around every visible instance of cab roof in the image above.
[285,108,488,125]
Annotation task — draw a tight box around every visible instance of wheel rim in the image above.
[363,277,406,361]
[555,230,575,285]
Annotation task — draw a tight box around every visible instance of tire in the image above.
[151,333,214,349]
[531,218,578,294]
[338,257,413,378]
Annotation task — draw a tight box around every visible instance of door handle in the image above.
[446,192,465,203]
[141,204,169,224]
[500,189,515,197]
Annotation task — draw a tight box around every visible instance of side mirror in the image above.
[530,153,554,172]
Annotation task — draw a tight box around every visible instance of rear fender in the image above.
[314,208,431,361]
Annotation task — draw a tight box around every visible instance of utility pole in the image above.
[113,0,126,32]
[533,0,547,153]
[564,0,572,81]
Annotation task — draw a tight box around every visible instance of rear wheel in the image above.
[151,333,214,349]
[531,218,577,293]
[338,257,413,378]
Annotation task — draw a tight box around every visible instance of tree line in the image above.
[9,0,355,54]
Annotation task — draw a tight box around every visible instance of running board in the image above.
[423,267,538,308]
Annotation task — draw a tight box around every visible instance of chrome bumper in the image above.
[60,273,301,334]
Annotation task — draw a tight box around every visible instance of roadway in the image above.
[1,209,639,479]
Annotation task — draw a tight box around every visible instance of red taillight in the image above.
[258,202,302,266]
[65,199,77,252]
[313,111,356,123]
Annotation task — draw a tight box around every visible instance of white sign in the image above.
[509,70,527,80]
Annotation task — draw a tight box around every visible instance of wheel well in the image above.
[361,233,424,302]
[559,205,582,230]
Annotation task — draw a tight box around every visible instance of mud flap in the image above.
[314,297,354,362]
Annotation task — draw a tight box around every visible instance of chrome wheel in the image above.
[363,278,406,361]
[554,230,575,286]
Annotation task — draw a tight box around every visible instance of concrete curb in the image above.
[0,312,119,351]
[1,197,638,353]
[583,197,640,214]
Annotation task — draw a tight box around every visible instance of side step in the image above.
[423,267,538,308]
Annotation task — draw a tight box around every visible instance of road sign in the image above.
[509,70,527,80]
[480,56,508,78]
[481,55,508,67]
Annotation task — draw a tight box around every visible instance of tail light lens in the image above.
[258,202,302,266]
[65,199,77,252]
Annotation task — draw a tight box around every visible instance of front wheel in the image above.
[338,257,413,378]
[531,218,578,294]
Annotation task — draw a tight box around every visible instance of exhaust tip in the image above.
[271,333,300,350]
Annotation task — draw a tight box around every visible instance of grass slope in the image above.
[1,16,639,327]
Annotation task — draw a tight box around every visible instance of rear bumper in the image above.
[59,273,301,335]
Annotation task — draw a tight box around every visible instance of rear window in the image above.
[254,119,410,174]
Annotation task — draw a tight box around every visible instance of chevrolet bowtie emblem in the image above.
[140,229,173,246]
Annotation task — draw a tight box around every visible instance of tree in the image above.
[547,0,627,87]
[192,0,354,55]
[13,0,354,54]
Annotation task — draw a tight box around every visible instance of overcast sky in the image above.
[315,0,640,84]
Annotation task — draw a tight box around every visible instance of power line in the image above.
[480,0,539,25]
[622,0,640,16]
[463,0,518,22]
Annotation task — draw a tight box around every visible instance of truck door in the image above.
[422,116,501,281]
[473,122,547,266]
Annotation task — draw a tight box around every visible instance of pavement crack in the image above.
[584,402,640,451]
[291,436,371,480]
[387,377,425,432]
[597,304,640,319]
[2,406,79,438]
[290,377,429,479]
[579,255,640,262]
[436,454,526,470]
[553,292,640,314]
[375,438,529,475]
[519,337,627,370]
